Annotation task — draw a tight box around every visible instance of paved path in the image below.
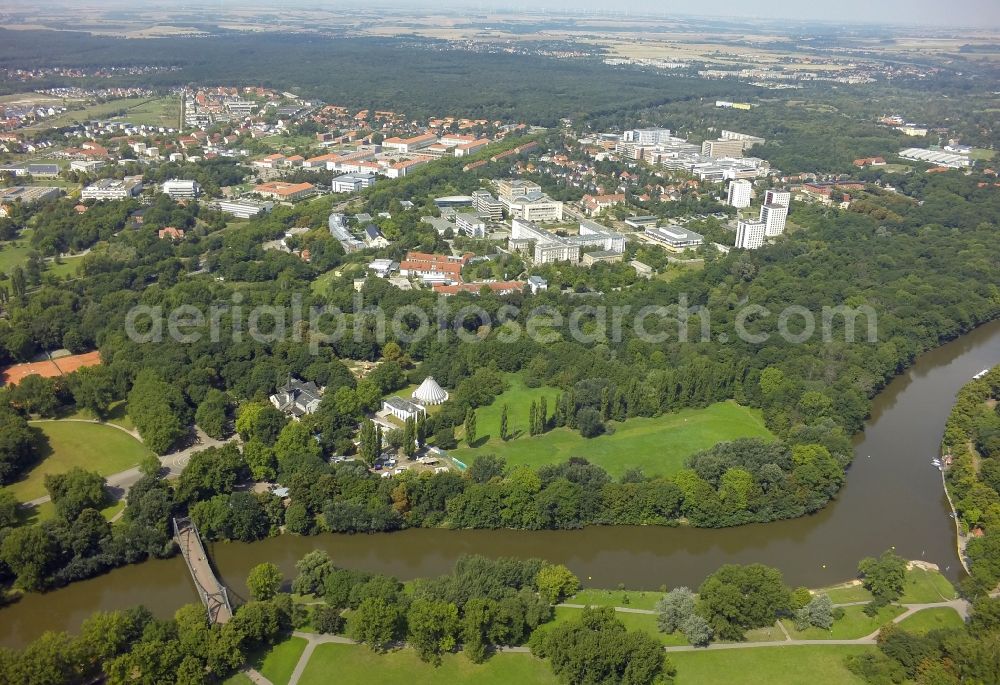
[280,596,973,682]
[23,425,236,507]
[243,668,273,685]
[288,632,358,685]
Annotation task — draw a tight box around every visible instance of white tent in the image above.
[412,376,449,405]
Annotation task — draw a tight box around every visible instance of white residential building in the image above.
[70,159,106,173]
[382,396,426,422]
[162,179,201,199]
[455,213,486,238]
[623,128,672,146]
[764,190,791,207]
[472,190,504,221]
[644,225,704,251]
[218,198,273,218]
[735,219,767,250]
[331,173,377,194]
[760,204,789,237]
[727,179,753,208]
[81,178,143,201]
[502,191,564,222]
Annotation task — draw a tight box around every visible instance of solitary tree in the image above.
[529,401,538,436]
[246,562,283,601]
[539,396,548,432]
[500,404,509,441]
[464,408,477,445]
[656,587,697,634]
[403,417,417,459]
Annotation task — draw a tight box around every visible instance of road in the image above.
[23,423,236,508]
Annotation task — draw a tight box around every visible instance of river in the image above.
[2,320,998,648]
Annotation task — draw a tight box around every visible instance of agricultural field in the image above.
[452,392,774,477]
[25,96,179,129]
[297,643,557,685]
[2,420,151,502]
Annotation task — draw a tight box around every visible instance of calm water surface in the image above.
[2,319,998,648]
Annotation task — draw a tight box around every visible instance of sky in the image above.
[419,0,1000,28]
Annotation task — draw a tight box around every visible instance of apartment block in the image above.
[701,138,747,159]
[727,179,753,208]
[162,179,201,199]
[735,219,767,250]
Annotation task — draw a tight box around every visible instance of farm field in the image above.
[2,420,151,502]
[25,96,179,129]
[452,394,774,477]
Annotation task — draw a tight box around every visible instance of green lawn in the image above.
[0,230,36,279]
[813,566,955,605]
[3,421,152,501]
[568,588,664,611]
[251,636,308,685]
[781,604,905,640]
[220,674,254,685]
[297,643,557,685]
[538,607,689,646]
[25,97,177,130]
[899,566,957,603]
[815,582,872,605]
[656,261,705,282]
[452,397,774,477]
[59,400,136,432]
[895,607,965,634]
[969,148,995,161]
[670,645,873,685]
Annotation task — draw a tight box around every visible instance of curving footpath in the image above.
[280,596,973,685]
[22,425,236,508]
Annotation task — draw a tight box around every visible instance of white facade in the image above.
[455,213,486,238]
[760,204,789,237]
[623,129,672,146]
[331,173,376,194]
[727,179,753,208]
[502,193,564,222]
[81,178,142,201]
[735,219,766,250]
[764,190,791,207]
[162,179,201,199]
[219,199,272,218]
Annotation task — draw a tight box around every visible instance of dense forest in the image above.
[0,30,749,126]
[941,366,1000,596]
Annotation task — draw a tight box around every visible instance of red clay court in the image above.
[1,351,102,386]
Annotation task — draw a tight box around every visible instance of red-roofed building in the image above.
[582,193,626,216]
[158,226,185,240]
[253,181,317,201]
[433,281,526,296]
[399,251,473,282]
[382,133,438,153]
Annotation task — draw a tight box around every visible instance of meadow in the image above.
[3,420,151,502]
[452,378,773,477]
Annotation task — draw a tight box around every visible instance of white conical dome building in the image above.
[412,376,449,405]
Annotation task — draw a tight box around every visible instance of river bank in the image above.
[1,319,998,649]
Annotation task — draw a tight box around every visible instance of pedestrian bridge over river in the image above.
[173,517,233,624]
